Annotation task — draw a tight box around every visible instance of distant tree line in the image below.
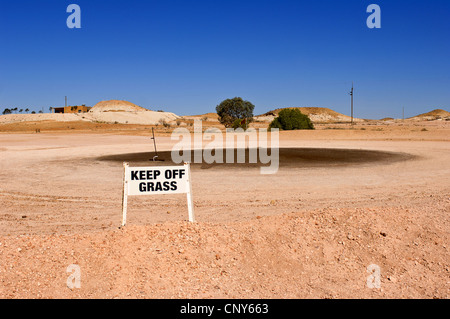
[2,107,41,115]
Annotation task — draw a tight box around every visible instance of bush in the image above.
[269,108,314,131]
[158,118,171,128]
[216,97,255,128]
[231,118,250,130]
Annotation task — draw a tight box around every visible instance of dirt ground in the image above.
[0,120,448,299]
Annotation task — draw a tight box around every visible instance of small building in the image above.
[52,105,92,114]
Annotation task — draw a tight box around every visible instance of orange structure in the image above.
[53,105,92,114]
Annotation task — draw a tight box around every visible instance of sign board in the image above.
[121,162,195,226]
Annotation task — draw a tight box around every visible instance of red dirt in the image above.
[0,120,449,299]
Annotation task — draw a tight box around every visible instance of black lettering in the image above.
[154,182,163,192]
[139,182,146,192]
[143,170,161,180]
[165,170,172,179]
[163,181,171,191]
[170,181,177,191]
[131,171,139,180]
[147,182,154,192]
[139,171,145,180]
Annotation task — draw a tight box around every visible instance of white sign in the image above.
[121,162,194,226]
[126,165,189,196]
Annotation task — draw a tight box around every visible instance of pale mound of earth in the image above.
[0,113,82,124]
[89,100,148,113]
[256,107,364,124]
[408,109,450,121]
[84,110,179,125]
[87,100,180,124]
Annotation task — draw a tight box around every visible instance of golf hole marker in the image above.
[121,162,195,226]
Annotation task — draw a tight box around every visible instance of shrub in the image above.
[159,118,171,128]
[231,118,250,130]
[269,108,314,130]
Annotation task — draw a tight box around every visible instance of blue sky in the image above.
[0,0,449,119]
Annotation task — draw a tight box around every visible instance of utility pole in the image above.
[403,107,405,121]
[65,96,67,108]
[349,82,354,125]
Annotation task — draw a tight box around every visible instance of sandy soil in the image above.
[0,120,448,299]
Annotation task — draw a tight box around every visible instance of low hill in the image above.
[408,109,450,121]
[89,100,149,113]
[256,107,364,124]
[86,99,179,124]
[0,113,82,125]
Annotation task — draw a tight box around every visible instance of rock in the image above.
[387,276,397,283]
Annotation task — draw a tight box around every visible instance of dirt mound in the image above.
[82,100,180,125]
[256,107,364,123]
[1,202,448,298]
[409,109,450,121]
[0,113,83,124]
[90,100,149,113]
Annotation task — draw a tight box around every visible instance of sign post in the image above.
[122,162,129,227]
[185,162,195,223]
[121,162,195,227]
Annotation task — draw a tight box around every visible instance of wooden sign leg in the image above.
[185,162,195,223]
[121,162,129,227]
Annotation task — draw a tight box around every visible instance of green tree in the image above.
[269,108,314,131]
[216,97,255,128]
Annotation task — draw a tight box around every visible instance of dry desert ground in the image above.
[0,119,449,299]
